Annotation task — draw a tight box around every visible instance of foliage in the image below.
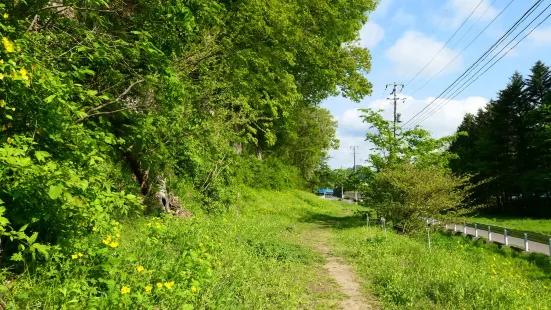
[356,109,469,231]
[359,108,460,172]
[363,164,474,232]
[449,61,551,216]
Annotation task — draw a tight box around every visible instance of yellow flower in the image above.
[544,285,548,289]
[71,254,78,259]
[0,73,4,80]
[0,100,5,107]
[145,285,152,292]
[7,137,13,144]
[113,226,118,231]
[108,241,119,248]
[120,286,131,294]
[116,233,120,238]
[492,269,496,275]
[20,68,28,80]
[147,223,152,227]
[3,13,7,19]
[2,37,14,53]
[148,270,153,275]
[156,282,163,288]
[156,223,161,228]
[102,239,109,245]
[92,226,97,231]
[114,221,119,226]
[191,286,197,293]
[106,235,112,242]
[136,266,145,273]
[516,290,521,294]
[78,253,83,257]
[164,281,175,289]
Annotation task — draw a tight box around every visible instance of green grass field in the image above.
[465,215,551,236]
[3,190,551,309]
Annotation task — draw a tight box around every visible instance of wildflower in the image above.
[116,233,120,238]
[156,223,161,228]
[102,239,109,245]
[156,282,163,288]
[109,241,119,248]
[544,285,549,289]
[0,100,4,107]
[113,226,118,231]
[78,253,83,257]
[120,286,131,294]
[147,223,152,227]
[516,289,521,294]
[92,226,97,231]
[0,73,4,80]
[492,269,496,275]
[145,285,152,292]
[7,137,13,144]
[3,13,8,19]
[164,281,175,289]
[72,254,78,259]
[20,68,28,80]
[114,221,119,226]
[136,266,145,273]
[2,37,14,53]
[191,286,197,293]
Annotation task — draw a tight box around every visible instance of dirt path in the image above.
[304,228,378,310]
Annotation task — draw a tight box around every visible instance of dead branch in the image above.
[75,79,144,123]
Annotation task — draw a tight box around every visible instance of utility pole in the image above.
[350,146,359,203]
[386,82,405,138]
[350,146,358,172]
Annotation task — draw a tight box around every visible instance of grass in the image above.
[3,190,551,309]
[1,189,343,309]
[464,214,551,236]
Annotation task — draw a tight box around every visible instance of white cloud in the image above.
[386,31,462,77]
[359,22,385,49]
[448,0,497,27]
[326,95,487,168]
[392,8,415,26]
[529,26,551,45]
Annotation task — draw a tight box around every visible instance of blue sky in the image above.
[323,0,551,168]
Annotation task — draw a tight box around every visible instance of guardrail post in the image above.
[454,223,457,232]
[549,238,551,256]
[475,224,478,238]
[504,229,508,246]
[488,226,492,241]
[445,223,448,230]
[524,233,529,252]
[463,221,467,235]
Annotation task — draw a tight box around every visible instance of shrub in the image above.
[362,164,473,232]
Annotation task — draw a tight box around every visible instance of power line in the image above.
[404,0,486,89]
[407,2,550,129]
[407,0,510,97]
[401,0,545,129]
[408,8,551,129]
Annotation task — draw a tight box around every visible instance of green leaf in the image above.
[48,184,64,200]
[11,253,23,262]
[28,232,38,245]
[44,95,56,103]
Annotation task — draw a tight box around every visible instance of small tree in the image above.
[364,164,474,232]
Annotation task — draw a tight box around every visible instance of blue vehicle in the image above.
[316,188,334,198]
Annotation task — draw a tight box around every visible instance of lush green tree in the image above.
[365,164,473,232]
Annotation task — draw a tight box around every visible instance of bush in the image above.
[362,164,473,232]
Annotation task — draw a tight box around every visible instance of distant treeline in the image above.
[450,61,551,217]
